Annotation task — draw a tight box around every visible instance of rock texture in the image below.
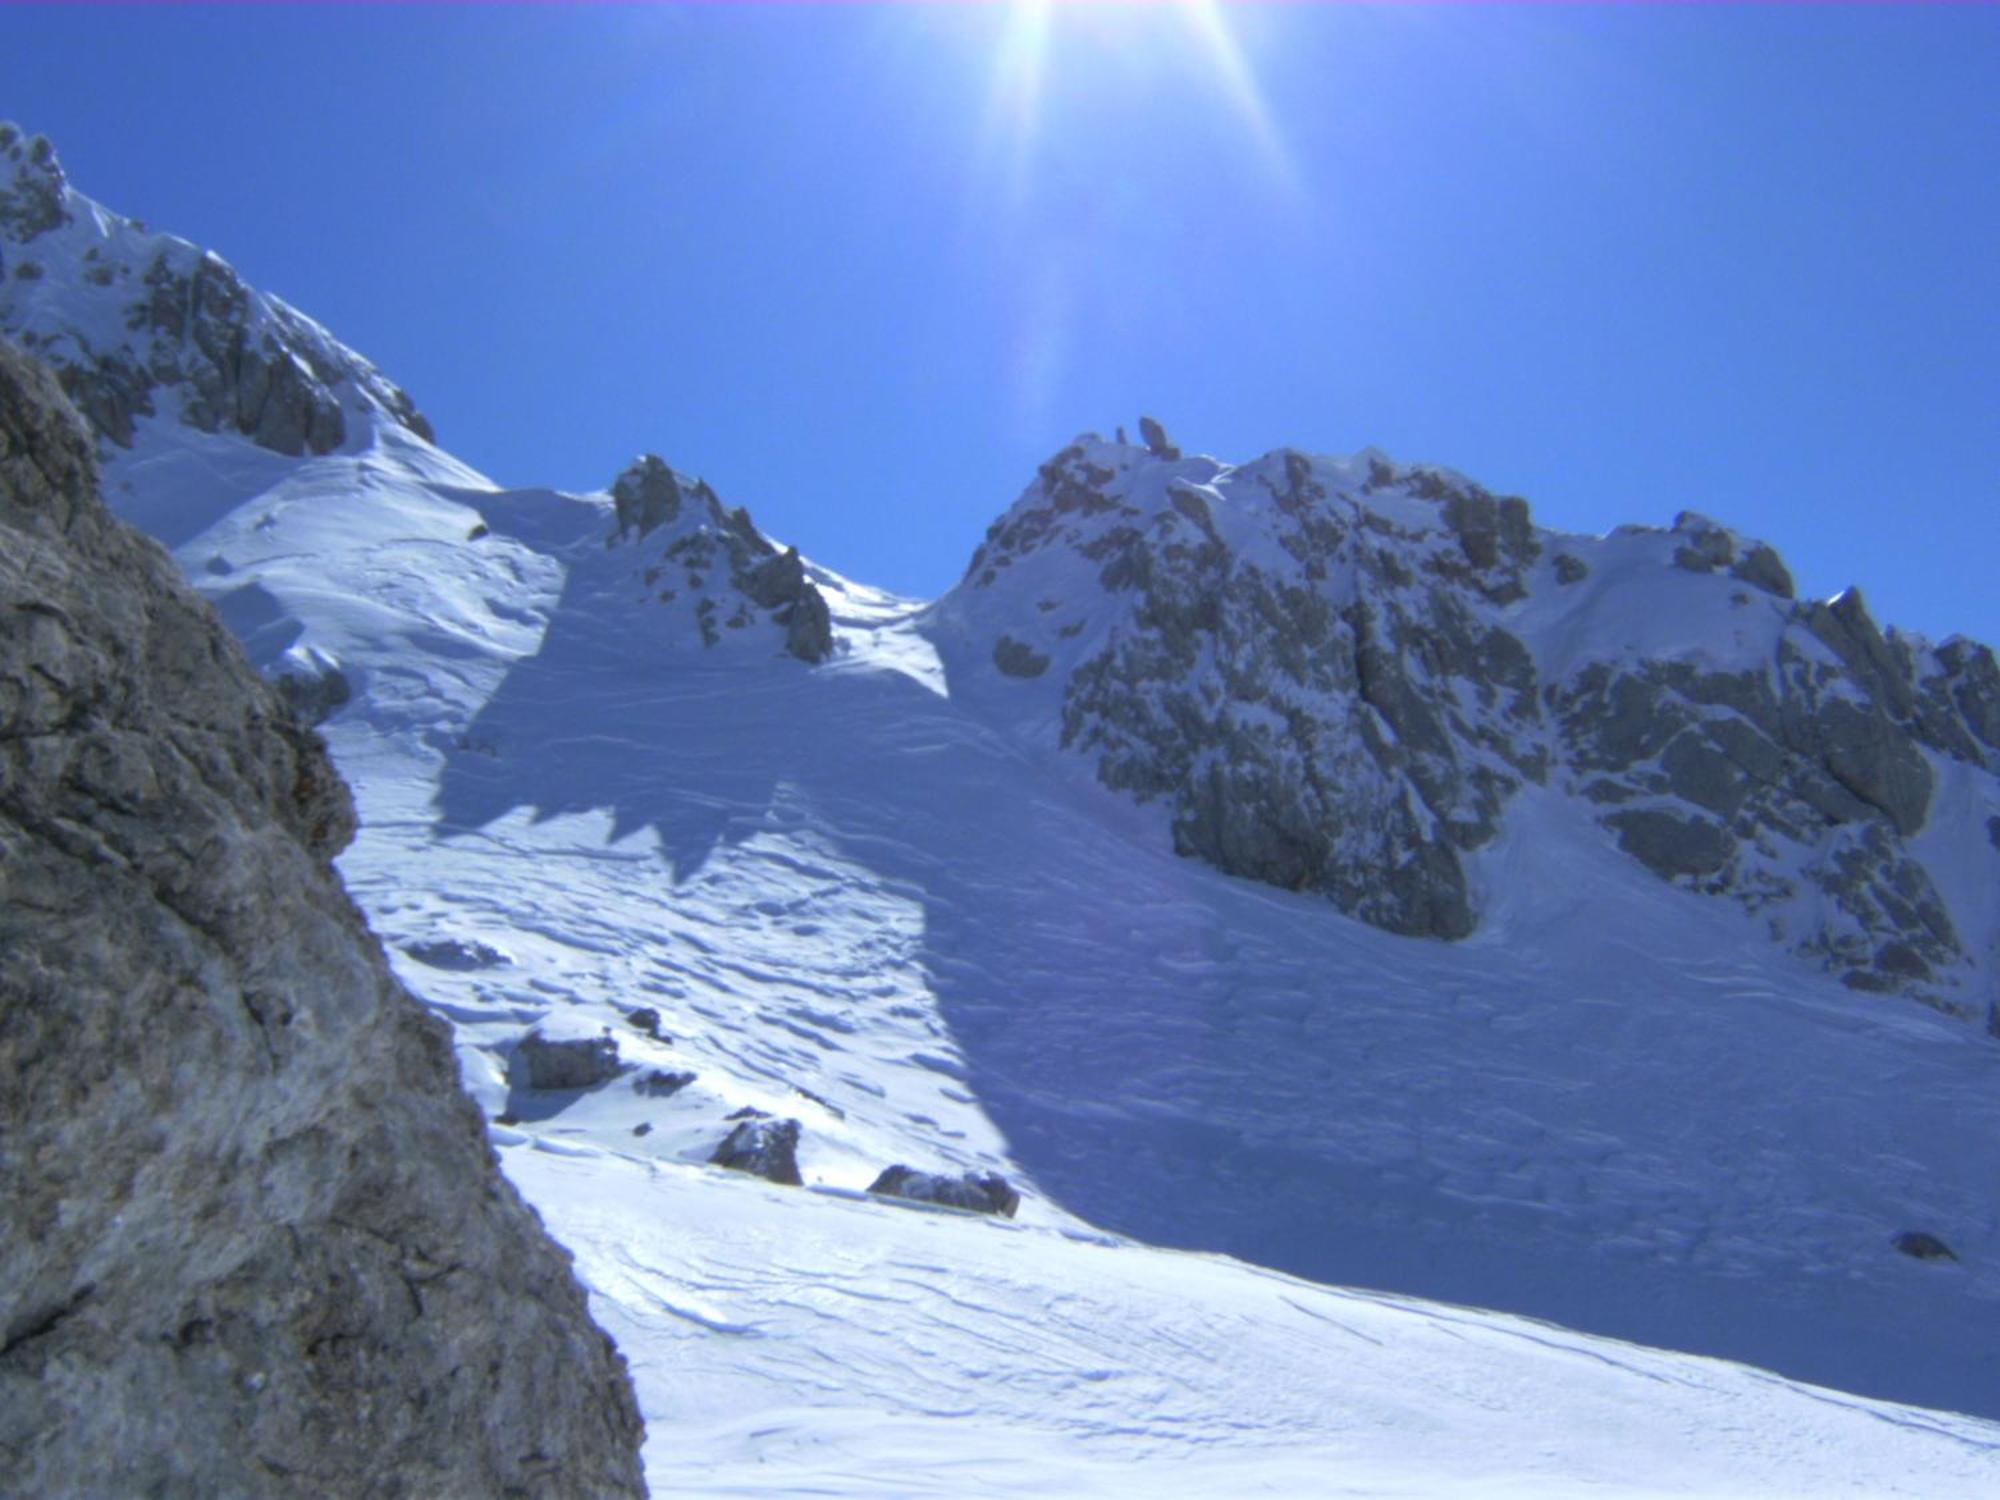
[609,453,834,664]
[0,125,431,456]
[933,427,2000,1010]
[0,341,645,1497]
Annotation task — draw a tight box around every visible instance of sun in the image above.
[983,0,1296,200]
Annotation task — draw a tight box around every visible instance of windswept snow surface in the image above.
[99,408,2000,1491]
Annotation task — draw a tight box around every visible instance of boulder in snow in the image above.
[711,1117,803,1185]
[869,1165,1021,1219]
[513,1028,624,1091]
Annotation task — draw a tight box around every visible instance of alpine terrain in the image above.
[6,125,2000,1496]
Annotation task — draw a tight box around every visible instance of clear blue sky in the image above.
[5,4,1996,646]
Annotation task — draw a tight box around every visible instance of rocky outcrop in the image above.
[0,341,645,1497]
[868,1166,1021,1218]
[710,1117,803,1185]
[0,125,432,457]
[944,438,1546,939]
[611,453,834,664]
[513,1028,626,1092]
[935,428,2000,1011]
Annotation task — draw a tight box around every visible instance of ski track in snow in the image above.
[99,409,2000,1494]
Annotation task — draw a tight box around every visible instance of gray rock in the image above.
[613,458,834,664]
[612,454,685,539]
[0,340,644,1498]
[626,1006,664,1037]
[1138,414,1180,461]
[781,577,834,664]
[1671,511,1736,573]
[992,634,1051,678]
[868,1165,1021,1218]
[634,1069,697,1099]
[1605,808,1735,879]
[1553,553,1589,585]
[710,1117,803,1185]
[401,937,508,971]
[513,1029,625,1091]
[1893,1231,1958,1263]
[1730,543,1795,599]
[0,128,70,240]
[272,661,352,726]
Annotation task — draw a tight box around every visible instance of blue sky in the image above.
[4,3,1996,645]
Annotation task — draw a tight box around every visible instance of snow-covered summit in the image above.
[930,423,2000,1009]
[0,124,431,457]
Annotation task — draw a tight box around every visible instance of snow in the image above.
[513,1148,2000,1498]
[86,379,2000,1491]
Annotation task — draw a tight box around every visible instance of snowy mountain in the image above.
[931,430,2000,1006]
[8,125,2000,1493]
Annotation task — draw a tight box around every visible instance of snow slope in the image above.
[89,402,2000,1436]
[15,133,2000,1491]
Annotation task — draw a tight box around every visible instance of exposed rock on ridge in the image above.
[934,428,2000,1008]
[611,453,833,664]
[0,125,432,456]
[0,341,645,1497]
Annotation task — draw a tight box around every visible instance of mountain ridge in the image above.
[9,124,2000,1461]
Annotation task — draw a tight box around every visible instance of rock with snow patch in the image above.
[608,453,835,663]
[868,1165,1021,1218]
[711,1116,803,1185]
[402,936,508,971]
[513,1027,625,1091]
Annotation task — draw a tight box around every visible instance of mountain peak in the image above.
[934,437,1998,1006]
[0,123,432,457]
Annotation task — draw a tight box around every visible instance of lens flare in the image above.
[981,1,1296,202]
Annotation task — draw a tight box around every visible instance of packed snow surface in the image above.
[96,400,2000,1492]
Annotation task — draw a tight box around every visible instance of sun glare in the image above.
[983,0,1297,201]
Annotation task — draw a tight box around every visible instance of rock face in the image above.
[868,1166,1021,1218]
[609,453,834,664]
[932,427,2000,1010]
[0,342,645,1497]
[0,125,432,456]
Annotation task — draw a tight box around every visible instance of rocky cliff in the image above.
[932,425,2000,1012]
[0,340,645,1496]
[0,126,431,456]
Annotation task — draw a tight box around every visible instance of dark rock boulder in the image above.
[1893,1231,1958,1263]
[868,1166,1021,1219]
[710,1117,803,1185]
[401,936,509,971]
[0,340,644,1497]
[634,1069,697,1099]
[1138,414,1180,461]
[513,1028,625,1091]
[992,634,1051,678]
